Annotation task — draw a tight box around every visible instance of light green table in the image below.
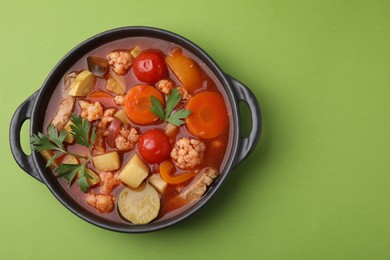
[1,1,389,259]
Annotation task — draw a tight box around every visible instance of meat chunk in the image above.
[51,97,75,131]
[108,50,133,75]
[99,171,121,195]
[180,168,219,201]
[171,138,206,169]
[115,126,139,151]
[86,193,115,213]
[79,100,103,122]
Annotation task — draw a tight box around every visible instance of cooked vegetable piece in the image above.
[124,84,165,125]
[88,91,112,99]
[87,56,109,78]
[119,153,149,188]
[105,71,126,95]
[130,46,141,58]
[78,168,100,186]
[63,120,75,143]
[185,91,229,139]
[118,183,160,224]
[165,123,179,138]
[39,150,57,167]
[165,49,203,92]
[148,174,167,193]
[106,118,122,148]
[138,129,171,163]
[133,51,168,84]
[63,155,79,165]
[68,70,96,97]
[92,151,121,172]
[114,109,129,125]
[159,160,197,184]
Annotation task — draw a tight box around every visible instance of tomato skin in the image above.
[133,51,168,83]
[138,129,171,163]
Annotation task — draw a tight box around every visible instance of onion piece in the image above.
[106,118,122,148]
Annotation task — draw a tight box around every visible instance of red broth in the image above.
[42,37,231,224]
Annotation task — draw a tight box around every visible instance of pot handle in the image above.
[228,75,262,167]
[10,92,43,183]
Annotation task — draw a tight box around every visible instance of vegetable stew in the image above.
[32,37,231,224]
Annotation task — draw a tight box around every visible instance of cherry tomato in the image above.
[133,51,168,83]
[138,129,171,163]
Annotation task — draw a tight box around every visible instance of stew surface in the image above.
[37,37,231,224]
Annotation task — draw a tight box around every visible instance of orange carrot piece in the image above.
[185,91,229,139]
[124,85,165,125]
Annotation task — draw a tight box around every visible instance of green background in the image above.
[1,0,389,259]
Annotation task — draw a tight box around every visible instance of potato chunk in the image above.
[105,72,126,95]
[118,183,160,224]
[148,174,167,194]
[68,70,96,97]
[114,109,130,125]
[119,153,149,188]
[92,151,121,172]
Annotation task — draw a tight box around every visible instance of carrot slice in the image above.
[124,85,165,125]
[159,161,197,184]
[185,91,229,139]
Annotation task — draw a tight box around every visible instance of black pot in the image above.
[10,26,261,233]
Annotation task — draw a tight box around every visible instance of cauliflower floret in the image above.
[108,50,133,75]
[114,94,124,106]
[99,171,121,195]
[97,108,116,130]
[171,138,206,169]
[79,100,103,122]
[155,81,192,101]
[94,108,116,152]
[156,79,174,94]
[177,86,191,100]
[87,193,115,213]
[115,126,139,151]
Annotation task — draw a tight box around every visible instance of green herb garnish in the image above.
[31,114,96,193]
[150,87,191,126]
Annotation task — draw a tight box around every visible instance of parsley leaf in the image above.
[166,109,192,126]
[55,163,91,193]
[69,114,96,152]
[31,114,97,193]
[150,96,165,120]
[150,87,191,126]
[164,88,182,118]
[31,124,67,153]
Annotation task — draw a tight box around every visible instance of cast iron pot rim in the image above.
[28,26,249,233]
